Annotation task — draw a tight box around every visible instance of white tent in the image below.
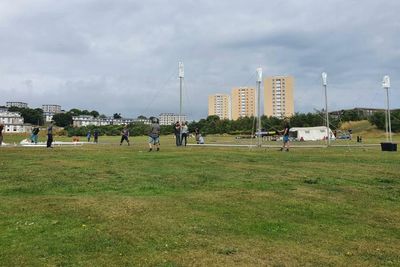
[289,126,336,141]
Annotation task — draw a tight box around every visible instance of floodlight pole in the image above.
[383,75,392,142]
[179,62,184,123]
[322,72,330,147]
[256,67,262,147]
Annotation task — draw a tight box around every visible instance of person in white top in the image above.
[180,122,189,146]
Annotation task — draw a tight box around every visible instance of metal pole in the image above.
[257,80,261,147]
[178,62,184,123]
[385,103,389,142]
[256,68,262,147]
[324,84,330,146]
[179,77,183,123]
[386,88,392,142]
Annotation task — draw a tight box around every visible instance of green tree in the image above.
[8,107,44,125]
[53,113,73,127]
[90,110,100,117]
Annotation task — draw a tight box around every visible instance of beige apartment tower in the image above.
[208,94,231,120]
[264,76,294,118]
[231,87,256,120]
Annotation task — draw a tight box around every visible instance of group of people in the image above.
[174,121,189,146]
[173,121,204,146]
[0,120,204,148]
[87,130,100,143]
[119,118,161,152]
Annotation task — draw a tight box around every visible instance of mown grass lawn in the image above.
[0,135,399,266]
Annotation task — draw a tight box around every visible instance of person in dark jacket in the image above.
[93,129,99,143]
[148,118,161,152]
[0,123,4,146]
[31,126,40,144]
[47,121,54,148]
[174,121,181,146]
[120,126,130,146]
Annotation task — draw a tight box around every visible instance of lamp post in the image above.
[256,67,262,147]
[382,75,392,142]
[322,72,330,146]
[178,62,184,123]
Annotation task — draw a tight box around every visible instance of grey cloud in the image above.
[0,0,399,120]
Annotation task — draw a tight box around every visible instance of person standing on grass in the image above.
[148,118,161,152]
[93,129,99,143]
[47,121,54,148]
[194,127,200,144]
[181,121,189,146]
[120,125,130,146]
[0,123,4,146]
[31,126,40,144]
[86,130,91,142]
[280,123,290,152]
[174,121,181,146]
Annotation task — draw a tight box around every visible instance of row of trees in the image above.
[368,111,400,132]
[65,123,174,137]
[10,105,397,132]
[64,112,344,137]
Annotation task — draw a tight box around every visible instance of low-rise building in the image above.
[159,113,187,126]
[6,102,28,109]
[42,104,62,122]
[0,111,27,133]
[72,115,151,127]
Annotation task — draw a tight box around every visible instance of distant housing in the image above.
[159,113,187,126]
[42,104,63,122]
[72,115,151,127]
[0,111,31,133]
[6,102,28,109]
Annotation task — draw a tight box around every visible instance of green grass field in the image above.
[0,133,399,266]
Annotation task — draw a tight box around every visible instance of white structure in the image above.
[289,126,336,141]
[72,115,151,127]
[159,113,187,126]
[42,104,62,122]
[0,111,27,133]
[6,102,28,108]
[382,75,392,142]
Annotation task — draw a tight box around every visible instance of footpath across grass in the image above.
[0,136,399,266]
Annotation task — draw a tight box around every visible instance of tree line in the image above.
[7,106,398,134]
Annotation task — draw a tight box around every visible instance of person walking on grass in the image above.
[120,125,130,146]
[148,118,161,152]
[174,121,181,146]
[181,121,189,146]
[47,121,54,148]
[0,123,4,146]
[31,126,40,144]
[280,123,290,152]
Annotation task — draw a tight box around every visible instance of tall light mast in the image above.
[322,72,330,146]
[178,62,184,123]
[256,67,262,147]
[382,75,392,142]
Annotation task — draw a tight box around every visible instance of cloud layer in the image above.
[1,0,399,119]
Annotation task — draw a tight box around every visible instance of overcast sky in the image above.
[1,0,399,120]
